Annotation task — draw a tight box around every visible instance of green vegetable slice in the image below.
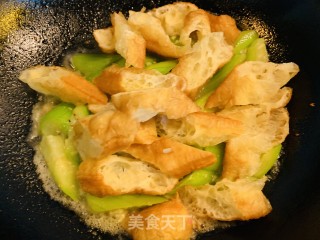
[233,30,259,54]
[115,54,161,68]
[115,57,126,67]
[253,144,282,178]
[166,143,225,196]
[39,103,74,137]
[246,38,269,62]
[169,35,184,46]
[69,104,90,125]
[144,54,160,67]
[40,135,80,200]
[86,194,168,212]
[64,137,82,166]
[145,60,178,74]
[195,53,246,108]
[166,169,216,196]
[203,143,225,174]
[195,30,260,109]
[71,53,122,81]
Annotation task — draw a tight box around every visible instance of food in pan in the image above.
[19,2,299,239]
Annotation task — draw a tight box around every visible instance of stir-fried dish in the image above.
[18,2,299,240]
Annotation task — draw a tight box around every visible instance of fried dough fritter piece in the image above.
[94,64,186,95]
[172,32,233,98]
[129,196,193,240]
[180,178,272,221]
[157,111,243,147]
[179,9,211,46]
[207,13,241,44]
[77,155,178,196]
[148,2,199,36]
[72,109,139,160]
[93,27,115,53]
[217,105,289,180]
[111,87,200,122]
[134,118,158,144]
[205,61,299,110]
[111,12,146,68]
[19,66,108,105]
[125,137,216,178]
[128,10,189,58]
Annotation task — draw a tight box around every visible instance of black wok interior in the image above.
[1,0,320,239]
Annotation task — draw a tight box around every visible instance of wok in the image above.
[1,0,320,239]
